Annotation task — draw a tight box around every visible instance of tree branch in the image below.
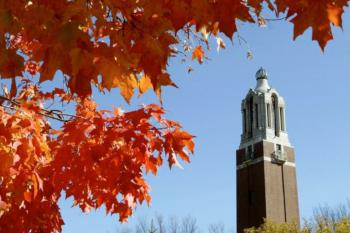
[0,95,78,122]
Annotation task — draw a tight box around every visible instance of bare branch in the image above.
[0,94,80,122]
[208,223,224,233]
[156,214,166,233]
[181,216,197,233]
[169,216,179,233]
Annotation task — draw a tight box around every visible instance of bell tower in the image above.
[236,68,300,233]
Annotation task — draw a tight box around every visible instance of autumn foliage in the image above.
[0,82,194,232]
[0,0,348,232]
[244,219,350,233]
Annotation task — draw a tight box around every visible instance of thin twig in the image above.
[0,95,79,122]
[1,104,70,122]
[264,16,288,21]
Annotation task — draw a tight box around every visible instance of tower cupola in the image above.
[240,67,290,148]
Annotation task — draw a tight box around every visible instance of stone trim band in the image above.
[236,156,296,170]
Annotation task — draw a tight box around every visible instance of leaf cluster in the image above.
[0,0,347,99]
[0,79,194,232]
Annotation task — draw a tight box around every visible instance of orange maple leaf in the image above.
[192,46,205,64]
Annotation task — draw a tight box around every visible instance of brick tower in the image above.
[236,68,300,233]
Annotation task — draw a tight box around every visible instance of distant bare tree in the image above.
[156,214,166,233]
[115,225,133,233]
[169,216,180,233]
[115,201,350,233]
[136,217,150,233]
[208,223,224,233]
[117,215,199,233]
[303,199,350,232]
[181,216,197,233]
[315,202,349,227]
[150,220,158,233]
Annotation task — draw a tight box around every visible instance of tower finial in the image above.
[255,67,270,93]
[255,67,268,80]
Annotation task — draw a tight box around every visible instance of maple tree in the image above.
[0,0,348,232]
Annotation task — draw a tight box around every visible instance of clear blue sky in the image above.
[59,11,350,233]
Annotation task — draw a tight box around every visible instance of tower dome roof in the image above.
[255,67,268,80]
[254,67,270,93]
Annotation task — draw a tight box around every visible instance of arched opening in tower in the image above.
[272,95,279,136]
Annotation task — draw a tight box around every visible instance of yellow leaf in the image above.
[138,75,153,96]
[327,4,343,27]
[119,74,137,103]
